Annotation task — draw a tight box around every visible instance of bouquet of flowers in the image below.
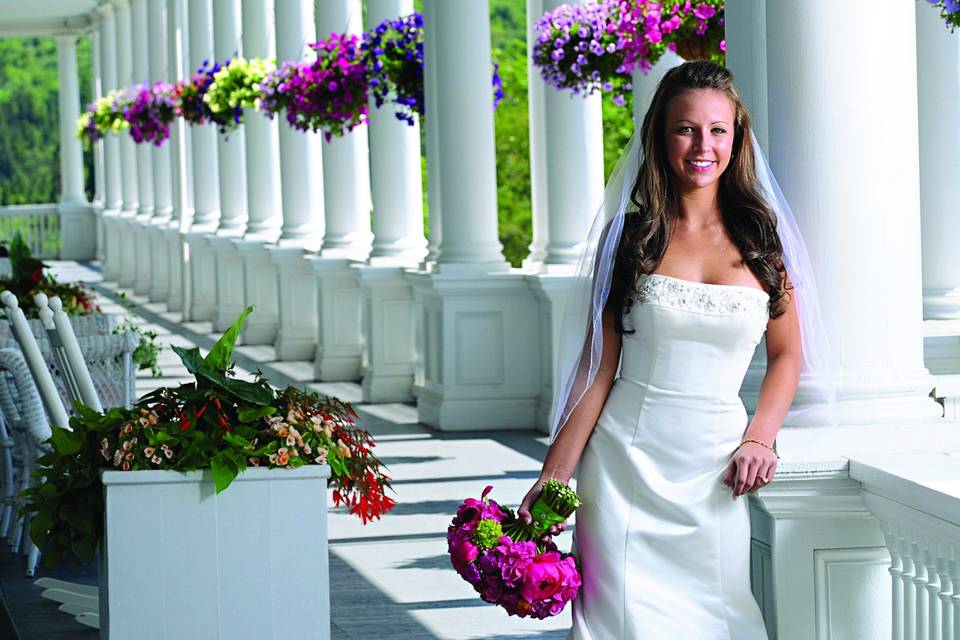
[174,59,223,127]
[926,0,960,30]
[532,0,634,107]
[23,307,394,568]
[76,88,132,147]
[448,481,582,618]
[361,12,425,126]
[124,82,177,146]
[267,34,370,142]
[615,0,726,71]
[204,56,276,133]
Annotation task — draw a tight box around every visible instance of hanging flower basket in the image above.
[926,0,960,31]
[672,36,712,61]
[204,56,276,133]
[615,0,726,73]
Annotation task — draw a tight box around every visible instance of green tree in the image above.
[0,36,93,206]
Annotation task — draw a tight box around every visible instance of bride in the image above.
[517,60,832,638]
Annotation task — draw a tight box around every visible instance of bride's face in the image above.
[663,89,736,194]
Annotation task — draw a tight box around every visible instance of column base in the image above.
[270,246,317,362]
[162,227,185,312]
[406,268,541,431]
[355,264,417,404]
[100,209,122,281]
[57,201,96,261]
[235,239,278,345]
[210,236,247,333]
[526,272,577,435]
[184,228,220,321]
[117,216,140,288]
[147,226,171,303]
[308,256,363,382]
[132,218,154,296]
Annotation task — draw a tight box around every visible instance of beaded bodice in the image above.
[618,273,769,401]
[636,273,770,324]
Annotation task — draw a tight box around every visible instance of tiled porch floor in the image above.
[0,261,571,640]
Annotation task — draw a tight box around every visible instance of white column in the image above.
[430,0,507,270]
[130,0,154,219]
[315,0,373,259]
[90,28,105,213]
[364,0,426,265]
[98,3,124,280]
[188,0,221,232]
[239,0,282,242]
[724,0,768,153]
[115,0,139,217]
[207,0,248,330]
[56,34,97,260]
[539,0,604,268]
[275,0,324,248]
[763,2,941,423]
[421,0,441,266]
[148,0,173,224]
[270,0,325,360]
[55,35,86,208]
[523,0,547,271]
[184,0,222,322]
[917,3,960,321]
[161,0,193,311]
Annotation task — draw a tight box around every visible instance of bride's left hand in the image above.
[722,442,778,498]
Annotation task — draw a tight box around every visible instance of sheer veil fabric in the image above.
[547,129,837,445]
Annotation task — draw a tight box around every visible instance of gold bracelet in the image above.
[739,438,780,459]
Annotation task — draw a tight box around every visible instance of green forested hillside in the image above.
[0,36,93,206]
[0,5,632,266]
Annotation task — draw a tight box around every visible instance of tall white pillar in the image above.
[130,0,155,294]
[364,0,426,264]
[270,0,325,360]
[917,4,960,321]
[539,0,604,268]
[55,35,86,208]
[315,0,373,259]
[90,28,105,214]
[430,1,507,270]
[208,0,249,330]
[98,3,124,280]
[184,0,222,322]
[523,0,547,271]
[724,0,768,154]
[763,0,939,428]
[238,0,281,242]
[115,0,139,218]
[233,0,283,345]
[353,0,426,401]
[421,0,442,267]
[309,0,372,380]
[56,34,96,260]
[631,49,683,129]
[148,0,174,225]
[407,0,539,430]
[161,0,193,311]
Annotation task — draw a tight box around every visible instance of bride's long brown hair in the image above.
[606,61,790,334]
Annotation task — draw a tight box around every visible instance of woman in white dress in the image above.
[518,61,802,638]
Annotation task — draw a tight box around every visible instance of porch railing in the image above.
[851,453,960,640]
[0,204,61,259]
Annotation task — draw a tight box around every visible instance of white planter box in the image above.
[100,465,332,640]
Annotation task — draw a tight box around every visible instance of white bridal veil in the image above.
[547,126,838,444]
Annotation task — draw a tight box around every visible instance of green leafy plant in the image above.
[22,307,394,569]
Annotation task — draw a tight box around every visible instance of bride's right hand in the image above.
[517,477,567,543]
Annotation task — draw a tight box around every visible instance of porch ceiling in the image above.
[0,1,97,38]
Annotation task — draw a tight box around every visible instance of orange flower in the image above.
[277,453,289,466]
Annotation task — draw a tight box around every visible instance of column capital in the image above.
[54,33,79,46]
[96,2,115,17]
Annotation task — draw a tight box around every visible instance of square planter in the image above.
[100,465,332,640]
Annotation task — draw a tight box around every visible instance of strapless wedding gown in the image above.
[568,273,771,640]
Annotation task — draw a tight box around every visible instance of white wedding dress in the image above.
[568,273,771,639]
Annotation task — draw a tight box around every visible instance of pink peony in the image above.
[520,551,565,602]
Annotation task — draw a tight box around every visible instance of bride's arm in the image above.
[517,310,622,530]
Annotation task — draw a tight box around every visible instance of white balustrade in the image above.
[0,205,61,259]
[852,454,960,640]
